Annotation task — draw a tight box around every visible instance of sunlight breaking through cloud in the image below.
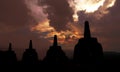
[24,0,116,44]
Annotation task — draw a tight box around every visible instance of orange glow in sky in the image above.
[31,19,82,44]
[27,0,116,44]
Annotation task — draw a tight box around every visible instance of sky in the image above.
[0,0,120,60]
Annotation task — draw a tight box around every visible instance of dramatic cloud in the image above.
[70,0,116,21]
[25,0,117,45]
[25,0,47,22]
[25,0,81,44]
[95,0,120,52]
[40,0,74,31]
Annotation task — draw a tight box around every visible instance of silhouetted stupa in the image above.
[84,21,91,38]
[74,21,103,69]
[5,43,17,64]
[22,40,38,64]
[44,35,68,64]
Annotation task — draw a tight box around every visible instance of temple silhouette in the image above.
[0,43,17,65]
[22,40,38,64]
[43,35,68,65]
[1,21,119,71]
[74,21,103,71]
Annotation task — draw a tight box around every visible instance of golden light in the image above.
[70,0,116,21]
[73,13,79,22]
[29,0,116,44]
[31,19,82,44]
[31,19,54,33]
[106,0,116,8]
[74,0,105,13]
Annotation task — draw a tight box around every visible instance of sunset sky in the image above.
[0,0,120,60]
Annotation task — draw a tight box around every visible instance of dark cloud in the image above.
[78,11,95,25]
[40,0,74,31]
[90,0,120,52]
